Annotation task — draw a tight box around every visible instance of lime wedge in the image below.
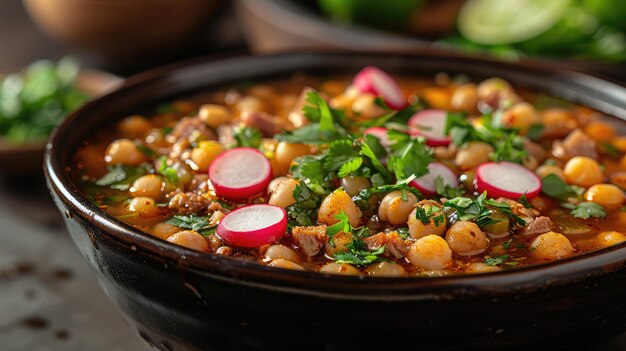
[458,0,572,45]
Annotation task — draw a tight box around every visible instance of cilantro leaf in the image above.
[434,175,465,198]
[360,139,392,182]
[334,241,385,266]
[285,183,323,226]
[387,135,433,180]
[326,211,352,241]
[483,255,508,266]
[166,215,210,231]
[95,165,149,191]
[484,254,522,267]
[485,199,527,226]
[562,202,607,219]
[157,157,179,183]
[232,126,262,148]
[491,133,528,164]
[277,92,347,144]
[354,176,420,207]
[338,157,363,177]
[444,192,499,227]
[414,204,443,225]
[541,174,582,200]
[137,144,159,158]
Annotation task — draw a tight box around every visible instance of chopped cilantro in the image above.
[414,204,444,226]
[387,132,433,180]
[517,193,531,208]
[562,202,606,219]
[137,144,159,158]
[334,240,385,266]
[232,125,262,148]
[95,165,149,191]
[354,176,420,210]
[396,227,410,239]
[502,239,525,250]
[434,175,465,198]
[157,157,179,183]
[491,133,528,164]
[166,215,210,231]
[443,192,498,227]
[446,113,527,163]
[285,183,323,227]
[541,174,583,201]
[483,254,521,267]
[276,91,346,144]
[326,211,352,240]
[484,199,527,226]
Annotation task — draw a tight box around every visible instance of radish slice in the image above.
[217,204,287,248]
[408,109,451,146]
[353,66,407,110]
[209,147,272,200]
[363,127,392,148]
[475,161,541,199]
[410,162,459,196]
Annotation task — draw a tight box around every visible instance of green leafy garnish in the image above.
[387,132,433,180]
[334,243,385,266]
[95,165,149,191]
[137,144,159,158]
[285,183,323,227]
[0,57,89,144]
[484,199,527,226]
[354,176,420,210]
[414,204,444,226]
[434,175,465,198]
[483,254,521,267]
[396,227,410,239]
[232,125,262,148]
[445,113,527,164]
[326,211,352,240]
[541,174,584,201]
[443,192,499,227]
[562,202,607,219]
[276,92,346,144]
[166,215,216,236]
[491,132,528,164]
[157,157,179,183]
[502,239,525,250]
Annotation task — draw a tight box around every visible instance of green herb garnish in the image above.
[232,125,262,148]
[562,202,607,219]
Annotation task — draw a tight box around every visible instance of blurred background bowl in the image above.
[235,0,626,81]
[22,0,221,60]
[0,68,121,176]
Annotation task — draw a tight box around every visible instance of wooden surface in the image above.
[0,1,624,351]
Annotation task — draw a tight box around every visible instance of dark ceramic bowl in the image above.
[45,52,626,351]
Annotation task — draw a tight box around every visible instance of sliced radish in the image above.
[475,161,541,199]
[209,147,272,200]
[410,162,459,196]
[217,204,287,248]
[353,66,407,110]
[408,109,451,147]
[363,127,392,148]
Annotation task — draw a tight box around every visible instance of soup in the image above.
[73,67,626,277]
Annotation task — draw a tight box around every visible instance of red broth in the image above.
[73,70,626,277]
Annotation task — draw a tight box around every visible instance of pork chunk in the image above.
[292,225,328,257]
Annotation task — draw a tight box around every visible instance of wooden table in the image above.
[0,2,624,351]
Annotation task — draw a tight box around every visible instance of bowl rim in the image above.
[44,51,626,299]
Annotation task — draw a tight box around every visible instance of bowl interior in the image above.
[45,52,626,295]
